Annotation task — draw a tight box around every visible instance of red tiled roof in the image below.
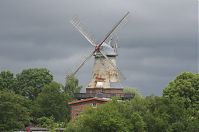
[68,97,109,105]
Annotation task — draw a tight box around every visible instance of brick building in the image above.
[68,88,133,119]
[69,97,109,119]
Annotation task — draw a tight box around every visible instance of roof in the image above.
[68,97,109,105]
[101,42,117,56]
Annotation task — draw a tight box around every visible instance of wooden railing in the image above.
[74,93,134,100]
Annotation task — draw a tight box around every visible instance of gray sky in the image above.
[0,0,198,96]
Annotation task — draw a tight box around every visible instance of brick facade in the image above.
[69,98,108,119]
[68,88,133,119]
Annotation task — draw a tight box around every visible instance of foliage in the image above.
[16,68,53,100]
[66,99,147,132]
[163,72,199,109]
[0,90,31,131]
[34,82,69,122]
[37,116,56,131]
[129,112,145,132]
[0,68,76,131]
[36,116,67,132]
[124,87,142,99]
[66,72,199,132]
[64,74,82,99]
[0,68,198,132]
[0,70,16,91]
[162,72,199,131]
[66,95,199,132]
[66,100,129,132]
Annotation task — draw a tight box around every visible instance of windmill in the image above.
[70,12,129,89]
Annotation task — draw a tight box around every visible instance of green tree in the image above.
[35,82,69,122]
[162,72,199,131]
[143,96,171,132]
[129,112,145,132]
[66,93,199,132]
[124,87,142,99]
[163,72,199,109]
[145,95,199,132]
[0,90,31,131]
[66,100,129,132]
[16,68,53,100]
[123,96,168,132]
[0,70,16,91]
[37,116,56,131]
[64,74,82,99]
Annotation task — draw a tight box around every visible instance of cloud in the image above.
[0,0,197,96]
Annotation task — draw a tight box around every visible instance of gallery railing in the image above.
[74,93,134,100]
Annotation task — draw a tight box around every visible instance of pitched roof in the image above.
[68,97,109,105]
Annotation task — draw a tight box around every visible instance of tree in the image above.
[37,116,57,131]
[0,70,16,91]
[129,112,145,132]
[123,96,168,132]
[145,95,199,132]
[124,87,142,99]
[16,68,53,100]
[163,72,199,109]
[66,100,129,132]
[162,72,199,132]
[34,82,69,122]
[0,90,31,131]
[64,74,82,99]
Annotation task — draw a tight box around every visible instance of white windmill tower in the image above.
[70,12,129,90]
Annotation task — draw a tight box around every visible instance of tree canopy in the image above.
[0,68,198,131]
[163,72,199,109]
[0,68,82,131]
[16,68,53,100]
[66,72,199,132]
[0,70,16,91]
[34,82,69,122]
[64,74,82,99]
[0,90,31,131]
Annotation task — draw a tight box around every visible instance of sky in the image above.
[0,0,198,96]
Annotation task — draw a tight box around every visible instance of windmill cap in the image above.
[101,42,117,56]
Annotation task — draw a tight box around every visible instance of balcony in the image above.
[74,93,134,100]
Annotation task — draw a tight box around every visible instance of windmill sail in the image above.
[105,16,128,44]
[73,51,95,75]
[99,11,129,47]
[70,16,97,46]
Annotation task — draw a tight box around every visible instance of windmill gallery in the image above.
[68,12,133,119]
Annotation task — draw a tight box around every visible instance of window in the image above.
[96,82,103,88]
[91,103,97,108]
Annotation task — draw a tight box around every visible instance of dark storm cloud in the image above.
[0,0,197,95]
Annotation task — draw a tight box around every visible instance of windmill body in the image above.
[70,12,129,89]
[88,42,121,88]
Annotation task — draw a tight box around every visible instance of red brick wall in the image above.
[70,100,107,119]
[103,88,123,94]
